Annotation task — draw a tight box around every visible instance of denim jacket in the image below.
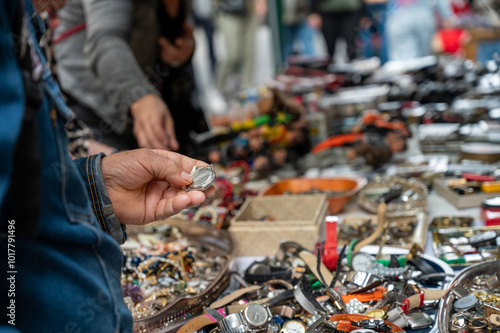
[0,1,132,331]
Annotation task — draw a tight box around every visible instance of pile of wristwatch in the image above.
[177,241,452,333]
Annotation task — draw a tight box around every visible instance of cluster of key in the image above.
[448,273,500,332]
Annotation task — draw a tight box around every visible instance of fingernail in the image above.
[181,171,192,183]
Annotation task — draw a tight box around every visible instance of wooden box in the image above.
[230,195,328,256]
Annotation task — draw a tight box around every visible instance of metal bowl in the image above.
[437,260,500,333]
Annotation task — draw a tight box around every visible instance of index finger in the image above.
[151,149,209,173]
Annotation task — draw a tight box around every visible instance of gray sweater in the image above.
[54,0,159,134]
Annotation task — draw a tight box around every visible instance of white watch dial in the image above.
[282,320,306,333]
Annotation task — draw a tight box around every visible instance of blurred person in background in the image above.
[128,0,209,154]
[215,0,267,94]
[281,0,317,63]
[53,0,182,152]
[309,0,364,62]
[359,0,388,63]
[192,0,217,74]
[385,0,456,60]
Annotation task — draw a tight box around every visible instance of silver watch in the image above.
[218,304,272,333]
[185,165,216,191]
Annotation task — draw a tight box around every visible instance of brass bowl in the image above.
[126,219,235,333]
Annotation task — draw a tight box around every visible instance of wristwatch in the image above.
[219,303,272,333]
[280,319,307,333]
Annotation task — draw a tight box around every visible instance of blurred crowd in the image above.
[32,0,494,158]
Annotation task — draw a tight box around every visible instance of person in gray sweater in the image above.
[54,0,193,151]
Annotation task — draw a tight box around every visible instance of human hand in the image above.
[101,149,215,225]
[158,23,195,67]
[130,94,179,151]
[307,13,322,30]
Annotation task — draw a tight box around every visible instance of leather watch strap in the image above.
[266,289,295,308]
[245,270,292,284]
[210,285,261,309]
[421,288,449,300]
[271,305,295,318]
[300,251,340,287]
[402,289,449,313]
[226,298,270,314]
[177,313,218,333]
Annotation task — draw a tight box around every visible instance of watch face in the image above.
[282,320,306,333]
[351,252,375,271]
[186,165,215,191]
[244,303,270,327]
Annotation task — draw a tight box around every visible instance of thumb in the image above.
[145,150,192,187]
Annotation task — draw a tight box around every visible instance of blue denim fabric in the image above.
[282,21,315,62]
[0,0,132,332]
[359,3,388,64]
[73,154,127,244]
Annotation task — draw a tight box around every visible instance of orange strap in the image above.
[342,287,385,303]
[311,133,364,154]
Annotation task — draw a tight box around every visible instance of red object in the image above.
[462,172,496,182]
[401,292,425,314]
[323,217,339,271]
[481,197,500,226]
[437,28,467,55]
[226,160,251,183]
[311,133,364,154]
[53,23,86,44]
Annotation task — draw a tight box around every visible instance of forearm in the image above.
[73,154,127,244]
[82,0,159,113]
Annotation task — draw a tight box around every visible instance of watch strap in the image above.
[421,288,449,300]
[177,314,222,333]
[265,289,295,308]
[244,270,292,284]
[294,276,324,314]
[299,251,338,287]
[210,285,261,309]
[226,298,271,314]
[271,305,295,318]
[401,289,449,313]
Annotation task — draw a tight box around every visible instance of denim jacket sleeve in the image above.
[0,0,25,207]
[73,153,127,244]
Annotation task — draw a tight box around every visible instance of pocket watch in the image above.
[280,319,307,333]
[186,165,216,191]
